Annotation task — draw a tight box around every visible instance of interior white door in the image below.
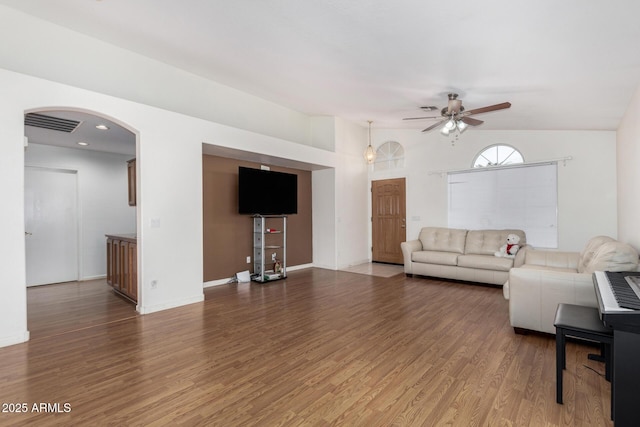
[25,166,79,286]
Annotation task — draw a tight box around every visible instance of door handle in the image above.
[25,231,32,236]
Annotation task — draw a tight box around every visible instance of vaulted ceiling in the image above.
[4,0,640,133]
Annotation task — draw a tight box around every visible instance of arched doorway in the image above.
[23,107,140,338]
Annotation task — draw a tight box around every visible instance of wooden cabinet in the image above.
[127,158,136,206]
[106,234,137,303]
[106,238,114,284]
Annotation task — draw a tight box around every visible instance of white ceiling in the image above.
[24,110,136,156]
[5,0,640,135]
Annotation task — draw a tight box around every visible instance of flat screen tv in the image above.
[238,166,298,215]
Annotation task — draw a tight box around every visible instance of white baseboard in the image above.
[79,274,107,281]
[310,262,338,270]
[0,330,30,349]
[137,294,204,314]
[337,258,370,270]
[203,263,315,288]
[204,278,233,288]
[287,263,314,271]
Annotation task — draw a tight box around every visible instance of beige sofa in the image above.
[401,227,527,286]
[505,236,639,334]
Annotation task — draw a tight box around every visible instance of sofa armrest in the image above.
[400,240,423,274]
[523,249,580,270]
[508,267,598,334]
[513,244,532,268]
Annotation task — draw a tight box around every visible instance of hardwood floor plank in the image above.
[0,269,613,426]
[26,279,137,340]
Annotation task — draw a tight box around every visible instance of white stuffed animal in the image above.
[495,234,521,258]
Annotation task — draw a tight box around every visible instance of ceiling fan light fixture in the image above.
[364,120,376,164]
[444,119,456,130]
[404,93,511,137]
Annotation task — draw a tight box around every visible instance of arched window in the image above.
[473,144,524,168]
[374,141,404,171]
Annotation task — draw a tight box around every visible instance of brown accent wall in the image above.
[203,155,313,281]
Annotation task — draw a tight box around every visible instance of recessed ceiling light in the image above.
[95,124,109,130]
[77,141,89,146]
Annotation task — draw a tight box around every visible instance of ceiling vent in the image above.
[24,113,81,133]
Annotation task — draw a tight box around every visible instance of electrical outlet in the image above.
[151,279,158,289]
[246,256,251,263]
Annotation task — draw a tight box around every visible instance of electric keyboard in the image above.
[592,271,640,426]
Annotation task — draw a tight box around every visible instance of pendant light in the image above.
[364,120,376,164]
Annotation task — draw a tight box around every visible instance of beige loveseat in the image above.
[505,236,639,334]
[401,227,527,286]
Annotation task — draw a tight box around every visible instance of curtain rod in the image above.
[427,156,573,177]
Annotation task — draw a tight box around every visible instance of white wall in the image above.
[370,129,617,252]
[24,143,136,280]
[334,118,369,268]
[312,168,337,269]
[0,92,29,347]
[617,83,640,250]
[310,116,336,151]
[309,118,370,270]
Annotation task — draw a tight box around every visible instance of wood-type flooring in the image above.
[0,269,612,426]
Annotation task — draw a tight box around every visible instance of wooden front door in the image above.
[372,178,406,264]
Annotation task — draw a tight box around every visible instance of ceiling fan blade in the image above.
[461,117,484,126]
[464,102,511,116]
[403,116,440,121]
[422,119,447,132]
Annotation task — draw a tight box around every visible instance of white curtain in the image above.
[448,163,558,248]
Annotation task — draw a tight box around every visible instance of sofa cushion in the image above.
[419,227,467,254]
[520,264,578,274]
[583,241,639,274]
[524,250,580,270]
[577,235,615,273]
[412,250,459,266]
[464,229,526,256]
[457,254,514,272]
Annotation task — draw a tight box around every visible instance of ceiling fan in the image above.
[404,93,511,134]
